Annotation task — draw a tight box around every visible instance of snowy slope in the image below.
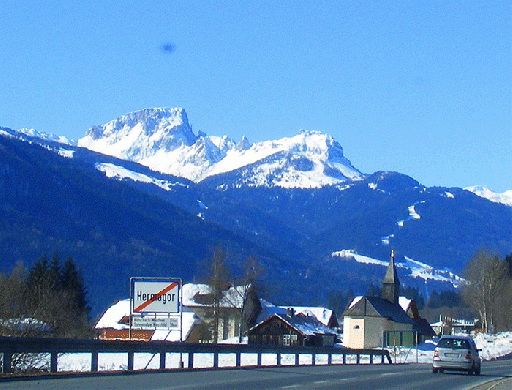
[465,186,512,207]
[77,108,364,188]
[206,130,363,188]
[17,127,74,145]
[331,250,464,288]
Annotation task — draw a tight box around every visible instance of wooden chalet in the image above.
[247,310,336,347]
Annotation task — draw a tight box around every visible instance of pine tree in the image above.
[61,256,90,319]
[26,253,50,292]
[49,252,61,291]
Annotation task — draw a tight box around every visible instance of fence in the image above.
[0,336,392,374]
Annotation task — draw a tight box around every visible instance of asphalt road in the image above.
[1,360,511,390]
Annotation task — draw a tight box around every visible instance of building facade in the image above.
[343,253,416,349]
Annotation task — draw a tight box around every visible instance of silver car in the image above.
[433,335,481,375]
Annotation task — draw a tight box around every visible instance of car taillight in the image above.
[465,351,472,360]
[434,349,439,358]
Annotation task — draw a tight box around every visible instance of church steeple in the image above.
[381,250,400,305]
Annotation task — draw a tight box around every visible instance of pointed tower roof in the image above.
[381,250,400,304]
[383,255,400,287]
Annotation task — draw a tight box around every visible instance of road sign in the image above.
[131,278,181,314]
[132,316,179,329]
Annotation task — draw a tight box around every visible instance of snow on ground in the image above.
[392,332,512,364]
[52,332,512,372]
[95,163,188,191]
[331,250,463,288]
[397,201,423,227]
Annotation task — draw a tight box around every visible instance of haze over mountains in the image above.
[1,108,511,314]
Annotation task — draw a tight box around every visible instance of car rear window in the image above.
[438,338,469,349]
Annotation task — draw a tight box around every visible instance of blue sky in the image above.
[1,1,510,192]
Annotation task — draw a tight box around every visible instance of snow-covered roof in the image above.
[94,298,198,342]
[278,306,335,327]
[0,318,52,332]
[344,296,413,325]
[95,299,131,330]
[348,296,412,313]
[182,283,249,309]
[249,312,335,337]
[347,296,363,310]
[255,300,336,328]
[399,297,412,312]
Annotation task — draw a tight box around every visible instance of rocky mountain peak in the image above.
[77,107,363,187]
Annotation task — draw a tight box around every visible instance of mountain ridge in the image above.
[1,121,511,315]
[76,108,364,188]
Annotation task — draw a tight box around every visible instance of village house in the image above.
[430,316,479,336]
[280,306,339,329]
[95,283,253,343]
[181,283,257,343]
[95,283,339,345]
[246,308,336,347]
[343,253,434,349]
[95,298,199,342]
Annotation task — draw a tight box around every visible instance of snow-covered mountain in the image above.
[1,116,511,313]
[465,186,512,207]
[17,127,74,145]
[78,108,364,188]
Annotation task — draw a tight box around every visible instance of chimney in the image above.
[287,308,295,318]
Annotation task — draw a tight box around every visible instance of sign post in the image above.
[129,278,182,342]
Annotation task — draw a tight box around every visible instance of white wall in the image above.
[343,316,413,349]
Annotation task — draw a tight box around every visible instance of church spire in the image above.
[382,250,400,304]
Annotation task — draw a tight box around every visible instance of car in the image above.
[433,335,481,375]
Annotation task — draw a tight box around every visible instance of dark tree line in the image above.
[0,253,92,338]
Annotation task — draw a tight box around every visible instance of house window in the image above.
[354,325,360,329]
[283,334,298,346]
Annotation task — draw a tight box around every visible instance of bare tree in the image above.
[235,256,264,341]
[462,250,510,333]
[206,248,231,343]
[202,251,265,343]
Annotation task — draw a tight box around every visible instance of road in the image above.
[1,360,511,390]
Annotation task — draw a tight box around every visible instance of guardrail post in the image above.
[188,353,194,369]
[236,352,241,367]
[311,353,315,366]
[276,353,281,366]
[50,352,58,373]
[159,352,166,369]
[381,353,385,364]
[343,353,346,365]
[370,354,373,364]
[257,353,262,367]
[295,353,299,366]
[356,354,360,365]
[91,351,98,372]
[328,353,332,365]
[213,352,218,368]
[128,351,134,370]
[2,352,12,373]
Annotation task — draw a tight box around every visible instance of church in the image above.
[342,252,432,349]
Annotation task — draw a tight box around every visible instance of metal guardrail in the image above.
[0,336,392,374]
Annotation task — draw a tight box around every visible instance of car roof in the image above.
[440,335,471,340]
